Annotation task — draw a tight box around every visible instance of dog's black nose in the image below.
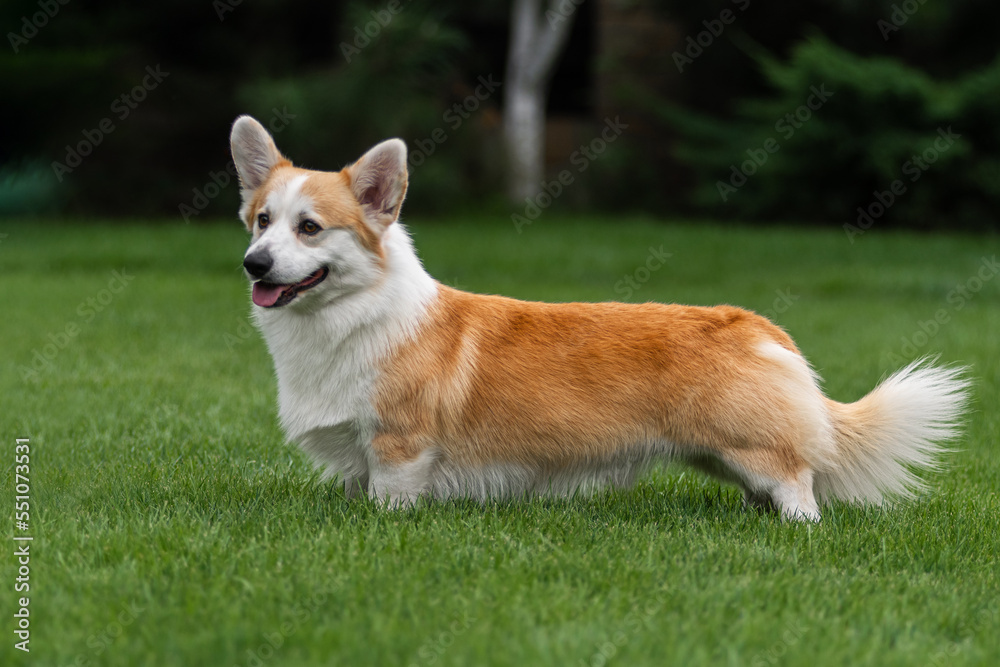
[243,250,273,279]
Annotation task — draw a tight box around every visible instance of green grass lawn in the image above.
[1,215,998,666]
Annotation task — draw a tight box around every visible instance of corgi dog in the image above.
[230,115,969,521]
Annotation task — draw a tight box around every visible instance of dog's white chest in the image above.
[259,312,380,442]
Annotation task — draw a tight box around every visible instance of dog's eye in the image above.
[300,219,321,235]
[257,213,270,229]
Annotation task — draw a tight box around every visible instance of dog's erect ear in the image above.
[230,115,285,192]
[345,139,408,234]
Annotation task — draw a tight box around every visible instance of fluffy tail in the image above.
[814,359,971,504]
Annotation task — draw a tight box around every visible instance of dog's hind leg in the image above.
[726,448,822,522]
[768,469,821,522]
[739,465,821,522]
[691,447,822,522]
[690,341,829,521]
[742,489,777,514]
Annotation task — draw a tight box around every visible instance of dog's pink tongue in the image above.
[252,283,285,307]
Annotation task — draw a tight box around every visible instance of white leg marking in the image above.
[771,469,821,522]
[368,449,438,506]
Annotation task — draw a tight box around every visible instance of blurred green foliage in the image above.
[0,160,61,217]
[650,36,1000,229]
[2,0,999,228]
[0,0,507,218]
[581,0,1000,229]
[237,5,504,213]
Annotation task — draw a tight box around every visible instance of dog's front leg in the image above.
[367,444,438,507]
[343,472,369,500]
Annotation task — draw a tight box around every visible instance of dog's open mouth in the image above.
[252,268,329,308]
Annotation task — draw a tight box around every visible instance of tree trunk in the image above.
[504,0,578,203]
[505,79,546,203]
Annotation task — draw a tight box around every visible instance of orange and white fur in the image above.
[230,115,969,521]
